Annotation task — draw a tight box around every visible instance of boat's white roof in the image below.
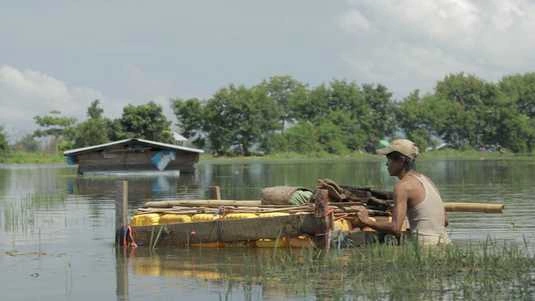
[63,138,204,155]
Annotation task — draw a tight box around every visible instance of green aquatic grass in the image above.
[200,151,379,163]
[232,240,535,300]
[0,151,64,164]
[2,192,67,234]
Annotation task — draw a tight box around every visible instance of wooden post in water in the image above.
[115,180,129,246]
[314,189,333,250]
[209,185,221,200]
[114,180,129,301]
[115,247,129,301]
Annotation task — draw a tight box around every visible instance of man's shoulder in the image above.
[394,178,412,191]
[396,173,422,190]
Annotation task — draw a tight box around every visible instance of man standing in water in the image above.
[357,139,450,245]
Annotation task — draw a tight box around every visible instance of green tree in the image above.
[87,99,104,119]
[33,110,76,152]
[290,80,394,152]
[361,83,397,142]
[499,73,535,118]
[71,119,109,147]
[171,98,205,147]
[70,100,110,147]
[258,75,307,131]
[327,80,372,150]
[204,85,281,155]
[107,118,127,141]
[433,97,477,149]
[164,73,535,155]
[397,90,434,151]
[316,119,348,154]
[290,80,368,124]
[279,121,322,153]
[120,102,173,143]
[0,126,8,156]
[476,96,534,152]
[427,72,534,152]
[433,73,500,148]
[323,110,366,151]
[289,83,330,122]
[13,134,39,152]
[435,73,490,109]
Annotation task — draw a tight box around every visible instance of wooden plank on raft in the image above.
[132,213,322,247]
[143,200,262,208]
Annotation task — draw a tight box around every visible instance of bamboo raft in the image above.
[121,183,504,249]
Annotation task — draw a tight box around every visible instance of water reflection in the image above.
[65,173,202,207]
[116,248,130,301]
[123,247,308,300]
[198,160,390,200]
[0,159,535,300]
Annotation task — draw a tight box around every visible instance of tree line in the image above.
[173,72,535,155]
[1,71,535,158]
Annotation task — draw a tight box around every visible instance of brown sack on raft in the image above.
[261,186,312,205]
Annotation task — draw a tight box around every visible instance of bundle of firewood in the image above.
[314,178,394,215]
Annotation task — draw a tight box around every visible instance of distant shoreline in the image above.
[200,149,534,163]
[3,149,531,165]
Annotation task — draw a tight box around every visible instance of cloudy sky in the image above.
[2,0,535,139]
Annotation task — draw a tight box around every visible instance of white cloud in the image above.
[0,65,178,141]
[0,65,106,139]
[339,10,371,33]
[339,0,535,97]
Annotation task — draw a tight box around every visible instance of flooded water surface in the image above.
[1,159,534,300]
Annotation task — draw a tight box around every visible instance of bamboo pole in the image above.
[143,199,504,213]
[444,202,504,213]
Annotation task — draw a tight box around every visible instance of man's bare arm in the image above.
[358,183,408,237]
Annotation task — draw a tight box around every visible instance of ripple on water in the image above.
[1,161,535,299]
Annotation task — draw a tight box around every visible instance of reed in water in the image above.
[230,238,535,300]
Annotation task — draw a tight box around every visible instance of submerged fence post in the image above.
[115,180,129,247]
[314,189,332,251]
[209,185,221,200]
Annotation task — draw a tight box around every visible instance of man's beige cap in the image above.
[376,139,419,160]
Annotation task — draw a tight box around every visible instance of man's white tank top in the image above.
[406,173,450,245]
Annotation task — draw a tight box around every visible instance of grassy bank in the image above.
[201,149,534,163]
[420,149,535,160]
[232,240,535,300]
[200,151,379,163]
[0,151,64,164]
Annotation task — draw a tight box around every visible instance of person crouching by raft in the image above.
[356,139,450,246]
